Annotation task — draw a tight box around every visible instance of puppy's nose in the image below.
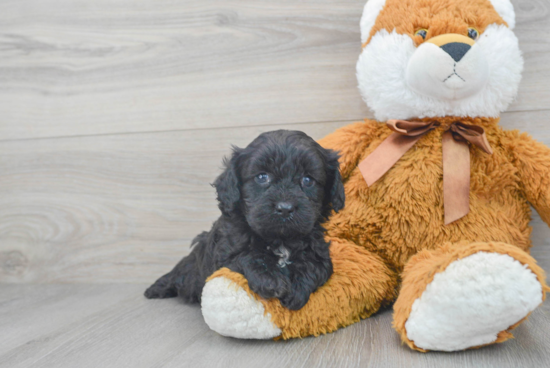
[275,202,294,218]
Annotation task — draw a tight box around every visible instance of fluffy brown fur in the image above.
[363,0,506,47]
[203,0,549,351]
[207,117,550,346]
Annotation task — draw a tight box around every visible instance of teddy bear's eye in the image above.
[468,27,479,40]
[415,29,428,39]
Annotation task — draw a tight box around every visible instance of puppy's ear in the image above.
[213,147,242,215]
[324,149,345,212]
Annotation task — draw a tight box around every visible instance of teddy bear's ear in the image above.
[487,0,516,29]
[360,0,387,44]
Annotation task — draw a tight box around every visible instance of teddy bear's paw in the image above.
[201,276,282,339]
[404,252,544,351]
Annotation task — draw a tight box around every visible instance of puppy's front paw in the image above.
[247,273,291,300]
[279,292,310,310]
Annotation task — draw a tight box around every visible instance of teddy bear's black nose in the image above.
[441,42,471,62]
[276,202,295,218]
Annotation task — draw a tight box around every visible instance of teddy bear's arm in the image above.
[509,132,550,226]
[318,120,379,179]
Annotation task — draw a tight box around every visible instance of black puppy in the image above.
[144,130,345,310]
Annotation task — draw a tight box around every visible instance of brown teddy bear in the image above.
[199,0,550,352]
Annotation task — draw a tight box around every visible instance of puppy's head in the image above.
[357,0,522,121]
[214,130,345,240]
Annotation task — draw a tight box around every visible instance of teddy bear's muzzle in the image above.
[405,33,489,102]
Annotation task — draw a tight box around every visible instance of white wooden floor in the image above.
[1,1,550,367]
[0,284,549,368]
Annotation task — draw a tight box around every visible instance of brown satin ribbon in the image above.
[358,119,493,225]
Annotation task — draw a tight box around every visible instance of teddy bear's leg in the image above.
[393,241,549,352]
[201,239,397,339]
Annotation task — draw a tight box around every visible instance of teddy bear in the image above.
[198,0,550,352]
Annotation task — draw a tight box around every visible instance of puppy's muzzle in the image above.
[427,34,475,62]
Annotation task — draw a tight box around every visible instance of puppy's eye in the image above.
[415,29,428,39]
[301,176,315,188]
[467,27,479,40]
[255,173,271,185]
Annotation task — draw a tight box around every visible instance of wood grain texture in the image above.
[0,120,348,283]
[1,111,549,283]
[0,284,549,368]
[0,0,549,140]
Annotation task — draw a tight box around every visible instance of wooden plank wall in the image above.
[1,0,549,283]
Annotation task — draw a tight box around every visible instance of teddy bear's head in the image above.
[356,0,522,121]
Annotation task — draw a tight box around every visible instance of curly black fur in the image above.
[144,130,345,310]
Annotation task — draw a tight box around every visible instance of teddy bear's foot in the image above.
[201,240,398,339]
[201,273,282,339]
[394,242,548,352]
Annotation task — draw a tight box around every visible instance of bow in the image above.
[358,119,493,225]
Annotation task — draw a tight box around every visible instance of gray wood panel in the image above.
[0,284,549,368]
[0,0,549,140]
[0,120,347,283]
[2,111,549,283]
